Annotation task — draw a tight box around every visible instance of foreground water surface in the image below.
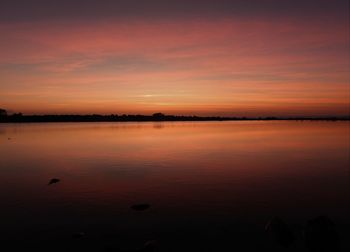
[0,121,349,251]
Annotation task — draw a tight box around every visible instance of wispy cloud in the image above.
[0,7,348,116]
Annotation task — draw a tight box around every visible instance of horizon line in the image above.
[1,112,349,123]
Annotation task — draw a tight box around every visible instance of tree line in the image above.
[0,108,348,122]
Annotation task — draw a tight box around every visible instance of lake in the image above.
[0,121,349,251]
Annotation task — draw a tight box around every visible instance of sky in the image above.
[0,0,349,117]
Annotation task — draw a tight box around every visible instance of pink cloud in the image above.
[0,17,348,116]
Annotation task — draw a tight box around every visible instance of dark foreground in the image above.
[3,213,346,251]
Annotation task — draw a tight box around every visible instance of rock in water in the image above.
[48,178,60,185]
[130,204,150,211]
[128,240,157,252]
[265,217,295,248]
[139,240,157,252]
[72,232,85,239]
[305,216,339,252]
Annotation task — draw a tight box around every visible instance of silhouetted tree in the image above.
[152,112,165,118]
[13,113,23,117]
[0,108,7,117]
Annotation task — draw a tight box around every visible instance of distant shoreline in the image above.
[1,113,349,123]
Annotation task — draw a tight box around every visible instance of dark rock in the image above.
[124,240,157,252]
[48,178,60,185]
[72,232,85,239]
[305,216,339,252]
[130,204,150,211]
[265,217,295,248]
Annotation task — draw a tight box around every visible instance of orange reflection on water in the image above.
[0,121,349,250]
[1,121,348,204]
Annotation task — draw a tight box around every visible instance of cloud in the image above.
[0,7,348,116]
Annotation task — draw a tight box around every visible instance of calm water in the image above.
[0,121,349,251]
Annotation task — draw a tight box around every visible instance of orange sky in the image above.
[0,1,349,117]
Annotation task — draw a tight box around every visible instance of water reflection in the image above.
[0,121,349,251]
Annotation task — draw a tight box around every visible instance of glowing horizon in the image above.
[0,1,349,117]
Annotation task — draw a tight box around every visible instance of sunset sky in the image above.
[0,0,349,117]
